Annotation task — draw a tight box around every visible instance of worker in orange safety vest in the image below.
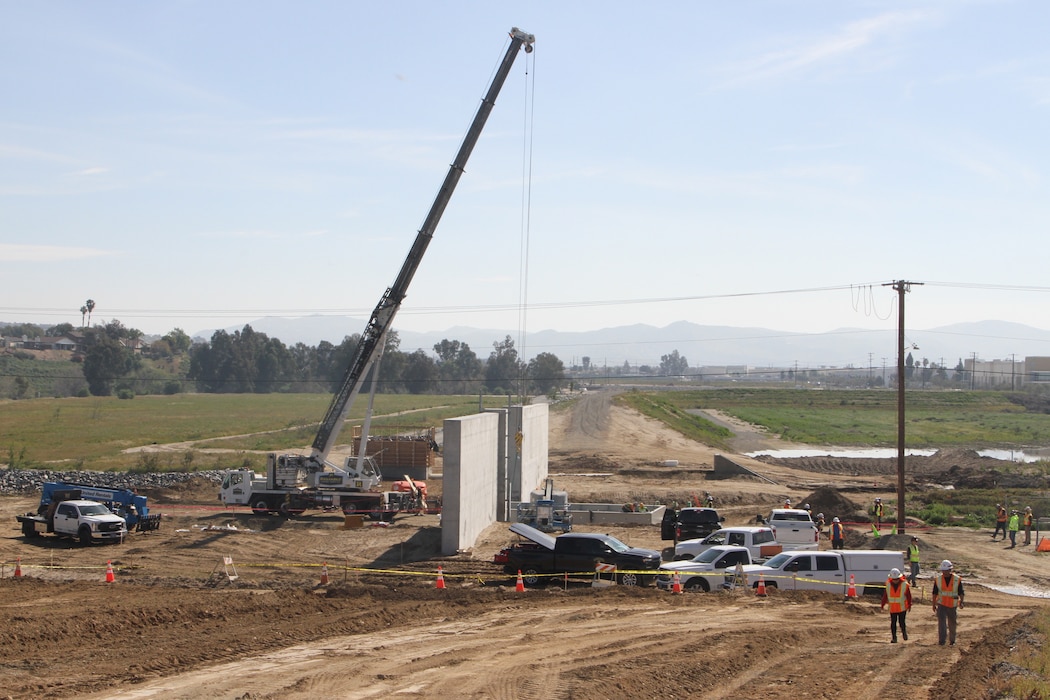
[932,559,965,646]
[881,568,912,643]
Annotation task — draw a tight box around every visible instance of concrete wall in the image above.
[441,412,500,555]
[511,403,549,506]
[487,408,510,521]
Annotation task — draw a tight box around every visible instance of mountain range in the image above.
[198,317,1050,369]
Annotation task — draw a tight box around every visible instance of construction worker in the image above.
[1007,510,1020,548]
[906,536,921,585]
[1024,507,1034,546]
[784,498,792,509]
[881,568,912,643]
[993,503,1008,540]
[705,492,714,508]
[815,512,826,538]
[830,517,845,550]
[873,498,884,528]
[932,560,965,646]
[802,503,812,519]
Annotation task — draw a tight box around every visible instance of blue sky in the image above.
[2,1,1049,345]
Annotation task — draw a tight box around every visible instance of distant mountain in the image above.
[196,316,1050,369]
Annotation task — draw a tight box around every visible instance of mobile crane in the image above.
[219,27,536,519]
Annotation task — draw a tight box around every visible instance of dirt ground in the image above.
[1,390,1048,699]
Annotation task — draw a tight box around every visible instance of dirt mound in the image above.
[799,486,862,522]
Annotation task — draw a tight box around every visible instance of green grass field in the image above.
[4,387,1050,474]
[0,393,508,471]
[621,388,1050,447]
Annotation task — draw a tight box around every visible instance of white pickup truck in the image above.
[741,549,905,595]
[674,526,782,561]
[17,499,128,544]
[765,509,820,550]
[657,545,754,592]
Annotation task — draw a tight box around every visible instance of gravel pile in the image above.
[0,468,224,495]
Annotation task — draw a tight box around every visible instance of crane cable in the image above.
[516,45,537,400]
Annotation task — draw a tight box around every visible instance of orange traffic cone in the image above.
[515,570,525,592]
[435,565,446,589]
[847,573,857,598]
[319,561,330,586]
[755,574,767,597]
[672,571,682,594]
[105,560,115,583]
[14,557,22,578]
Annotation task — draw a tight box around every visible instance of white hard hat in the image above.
[940,559,953,571]
[833,517,840,523]
[889,568,901,579]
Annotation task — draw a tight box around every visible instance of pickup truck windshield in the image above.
[78,503,112,516]
[694,548,724,563]
[773,513,812,522]
[604,536,631,553]
[763,553,792,568]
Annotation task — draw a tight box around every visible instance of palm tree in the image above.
[85,299,95,326]
[80,305,88,328]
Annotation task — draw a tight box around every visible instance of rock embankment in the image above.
[0,468,224,495]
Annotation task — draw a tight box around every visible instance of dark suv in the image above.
[661,507,724,542]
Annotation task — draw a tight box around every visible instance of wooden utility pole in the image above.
[884,280,923,534]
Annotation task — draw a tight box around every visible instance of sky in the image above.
[3,1,1049,350]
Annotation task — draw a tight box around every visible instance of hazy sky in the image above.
[3,1,1049,343]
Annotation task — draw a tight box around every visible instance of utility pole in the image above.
[883,280,923,535]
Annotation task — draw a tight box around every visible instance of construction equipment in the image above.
[218,27,535,520]
[16,482,159,542]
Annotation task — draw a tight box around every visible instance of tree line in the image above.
[2,321,567,398]
[187,326,566,397]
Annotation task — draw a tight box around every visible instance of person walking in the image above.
[932,560,965,646]
[830,517,845,550]
[907,536,920,585]
[1024,507,1034,546]
[881,568,912,643]
[993,503,1008,540]
[1008,510,1020,548]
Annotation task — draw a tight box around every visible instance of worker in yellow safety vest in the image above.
[932,560,965,646]
[881,568,912,643]
[907,536,920,585]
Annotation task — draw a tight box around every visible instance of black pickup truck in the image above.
[494,523,661,586]
[661,507,724,542]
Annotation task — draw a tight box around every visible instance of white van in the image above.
[741,549,904,595]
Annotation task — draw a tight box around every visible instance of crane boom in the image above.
[310,27,535,464]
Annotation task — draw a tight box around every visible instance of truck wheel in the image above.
[684,578,710,592]
[521,568,544,587]
[252,501,271,516]
[368,505,384,521]
[78,526,93,546]
[617,572,639,587]
[21,520,38,538]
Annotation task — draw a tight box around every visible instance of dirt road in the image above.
[1,390,1046,699]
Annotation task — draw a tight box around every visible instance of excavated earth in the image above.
[1,391,1048,699]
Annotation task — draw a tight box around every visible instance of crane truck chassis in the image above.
[216,28,535,521]
[220,455,427,521]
